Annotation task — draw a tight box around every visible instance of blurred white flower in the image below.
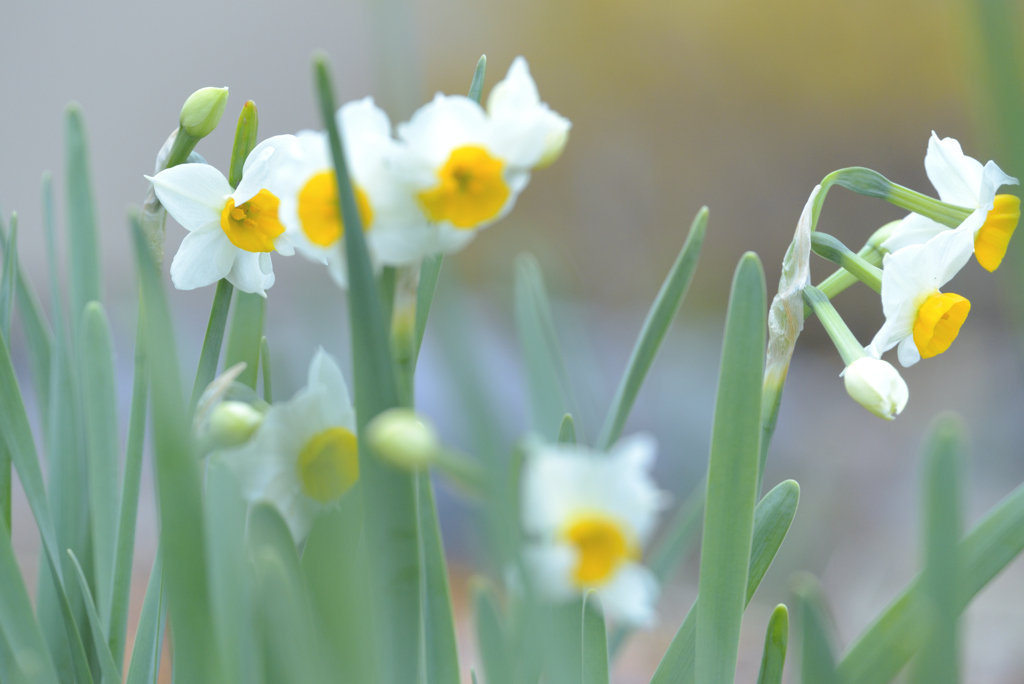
[385,57,570,261]
[520,434,668,627]
[867,225,975,367]
[213,348,358,544]
[843,356,909,420]
[882,132,1019,271]
[147,135,297,296]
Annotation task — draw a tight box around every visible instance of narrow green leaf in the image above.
[472,580,512,684]
[80,301,121,627]
[0,212,16,340]
[125,549,167,684]
[582,592,610,684]
[66,550,122,684]
[468,55,488,104]
[649,479,800,684]
[228,101,259,189]
[418,472,460,684]
[596,207,707,450]
[224,291,265,390]
[189,279,234,414]
[414,253,444,364]
[0,522,60,684]
[260,335,272,402]
[131,213,218,684]
[755,605,788,684]
[110,312,148,665]
[795,576,841,684]
[546,599,585,684]
[557,414,576,444]
[696,253,766,684]
[514,253,576,439]
[316,54,417,684]
[65,105,102,331]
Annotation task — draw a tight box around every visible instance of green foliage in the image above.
[756,605,789,684]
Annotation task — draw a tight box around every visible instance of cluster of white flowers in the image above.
[147,57,570,296]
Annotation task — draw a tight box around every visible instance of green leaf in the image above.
[66,550,122,684]
[649,479,800,684]
[557,413,577,444]
[189,279,234,414]
[546,599,584,684]
[65,105,102,333]
[596,207,706,450]
[418,472,460,684]
[755,605,788,684]
[468,55,488,104]
[224,290,265,390]
[582,591,610,684]
[228,101,259,189]
[414,253,444,364]
[472,580,512,684]
[125,549,167,684]
[795,576,841,684]
[131,214,218,684]
[514,253,576,440]
[0,212,17,342]
[260,335,272,402]
[696,253,766,684]
[315,54,417,684]
[0,522,60,684]
[80,301,120,626]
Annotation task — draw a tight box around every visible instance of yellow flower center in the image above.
[974,194,1020,272]
[912,292,971,359]
[418,145,509,229]
[297,171,374,247]
[296,427,359,504]
[219,189,286,253]
[562,515,639,586]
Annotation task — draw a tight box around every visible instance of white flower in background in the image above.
[271,98,426,286]
[843,356,909,420]
[383,57,570,263]
[520,434,668,627]
[147,135,297,296]
[213,349,358,544]
[882,132,1020,271]
[867,225,975,367]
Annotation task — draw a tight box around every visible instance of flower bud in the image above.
[843,357,909,420]
[366,408,440,470]
[207,400,264,448]
[179,86,229,139]
[535,127,569,169]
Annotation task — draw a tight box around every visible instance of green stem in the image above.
[189,279,234,416]
[811,233,882,293]
[802,286,866,366]
[164,128,201,169]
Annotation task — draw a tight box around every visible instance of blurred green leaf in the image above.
[755,605,788,684]
[124,548,166,684]
[190,279,234,414]
[67,550,122,684]
[582,592,610,684]
[414,253,444,364]
[472,580,512,684]
[65,105,102,333]
[557,413,576,444]
[696,253,766,684]
[224,291,265,390]
[649,479,800,684]
[0,212,17,343]
[228,101,259,189]
[547,599,584,684]
[795,576,841,684]
[596,207,707,450]
[468,55,487,104]
[418,472,460,684]
[131,214,218,683]
[260,335,272,403]
[80,301,120,627]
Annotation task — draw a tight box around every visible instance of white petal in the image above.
[598,562,660,628]
[235,134,298,204]
[169,223,234,290]
[523,543,578,603]
[977,159,1019,210]
[488,57,541,116]
[398,94,490,165]
[371,222,476,265]
[881,213,946,252]
[306,348,353,419]
[148,164,231,232]
[227,251,275,296]
[897,336,922,367]
[925,132,984,208]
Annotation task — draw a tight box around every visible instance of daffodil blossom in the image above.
[882,132,1020,271]
[384,57,570,262]
[520,434,668,627]
[213,349,358,544]
[270,98,426,286]
[147,135,297,296]
[867,224,976,367]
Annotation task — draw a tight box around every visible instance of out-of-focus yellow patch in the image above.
[298,171,374,247]
[563,515,638,586]
[913,292,970,359]
[220,190,285,252]
[297,426,359,503]
[419,146,509,229]
[975,194,1020,272]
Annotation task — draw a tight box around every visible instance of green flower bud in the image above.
[367,408,440,470]
[843,357,909,421]
[207,399,263,448]
[180,86,229,139]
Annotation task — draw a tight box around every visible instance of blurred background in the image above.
[3,0,1024,681]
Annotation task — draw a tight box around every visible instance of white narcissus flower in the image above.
[271,98,427,286]
[883,132,1020,271]
[868,225,975,367]
[384,57,570,263]
[521,434,668,627]
[213,349,358,544]
[843,357,909,420]
[147,135,297,296]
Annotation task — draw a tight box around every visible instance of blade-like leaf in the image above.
[418,472,460,684]
[546,599,585,684]
[596,207,707,449]
[125,549,167,684]
[65,105,103,333]
[259,335,272,402]
[472,580,512,684]
[414,253,444,364]
[582,591,610,684]
[557,413,576,444]
[189,279,234,414]
[696,253,766,684]
[223,291,264,390]
[755,604,789,684]
[649,479,800,684]
[67,550,122,684]
[468,55,487,104]
[0,212,17,341]
[795,576,841,684]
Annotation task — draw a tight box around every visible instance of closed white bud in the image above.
[180,86,229,139]
[843,357,909,420]
[366,408,440,470]
[207,400,263,448]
